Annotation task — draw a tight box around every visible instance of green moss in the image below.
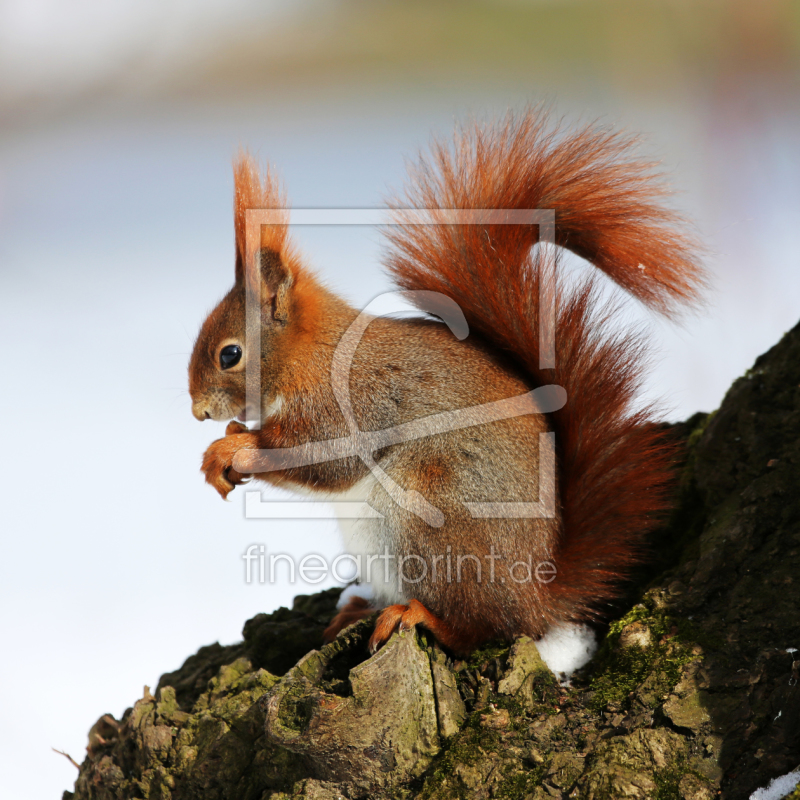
[414,661,563,800]
[491,695,529,725]
[589,598,695,712]
[417,725,482,799]
[155,686,179,720]
[274,679,315,733]
[415,706,519,800]
[493,766,547,799]
[653,764,714,800]
[209,656,254,693]
[684,410,714,450]
[461,640,512,672]
[652,765,684,800]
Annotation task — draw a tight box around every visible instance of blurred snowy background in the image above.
[0,1,798,796]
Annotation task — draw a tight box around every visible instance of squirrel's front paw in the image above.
[201,423,255,499]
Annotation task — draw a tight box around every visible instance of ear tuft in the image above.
[233,152,293,282]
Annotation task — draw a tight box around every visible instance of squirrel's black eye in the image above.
[219,344,242,370]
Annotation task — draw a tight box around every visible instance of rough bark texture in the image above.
[65,320,800,800]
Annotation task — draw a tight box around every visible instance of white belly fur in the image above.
[289,472,407,608]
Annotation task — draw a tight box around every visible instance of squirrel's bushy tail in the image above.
[384,109,705,623]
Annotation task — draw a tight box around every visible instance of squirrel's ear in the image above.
[232,152,292,285]
[258,247,294,324]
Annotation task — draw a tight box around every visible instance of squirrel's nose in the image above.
[192,402,211,421]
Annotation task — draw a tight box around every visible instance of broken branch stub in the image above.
[263,620,463,795]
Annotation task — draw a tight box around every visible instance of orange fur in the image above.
[232,152,306,286]
[384,111,705,626]
[190,109,706,656]
[323,597,376,643]
[368,600,459,654]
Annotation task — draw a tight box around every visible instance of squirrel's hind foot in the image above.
[322,595,375,643]
[368,599,463,655]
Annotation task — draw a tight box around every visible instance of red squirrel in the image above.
[188,110,704,657]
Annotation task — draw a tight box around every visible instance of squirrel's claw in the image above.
[368,599,435,654]
[368,605,405,653]
[201,429,256,500]
[226,466,251,487]
[209,468,250,500]
[205,467,237,500]
[217,476,235,500]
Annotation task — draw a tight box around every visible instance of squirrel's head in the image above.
[188,154,301,424]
